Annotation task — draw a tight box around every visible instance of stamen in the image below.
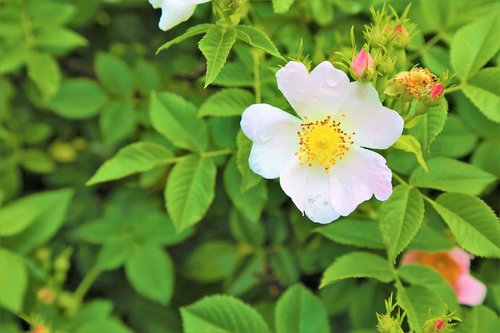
[296,116,354,173]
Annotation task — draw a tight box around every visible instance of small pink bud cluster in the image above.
[351,48,375,81]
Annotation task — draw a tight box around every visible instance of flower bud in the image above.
[37,288,56,305]
[384,67,443,104]
[351,48,375,81]
[376,314,404,333]
[423,317,452,333]
[33,324,50,333]
[392,24,411,48]
[429,84,444,99]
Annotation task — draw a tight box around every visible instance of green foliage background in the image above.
[0,0,499,332]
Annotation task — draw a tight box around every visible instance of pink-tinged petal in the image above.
[241,104,301,179]
[276,61,350,120]
[429,84,444,99]
[455,274,487,306]
[400,251,422,265]
[158,1,197,31]
[449,247,472,273]
[280,160,340,224]
[340,82,404,149]
[329,146,393,216]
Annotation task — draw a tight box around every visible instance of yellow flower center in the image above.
[295,116,354,173]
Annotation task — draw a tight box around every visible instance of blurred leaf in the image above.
[235,25,282,58]
[36,27,87,55]
[472,140,500,177]
[275,284,329,333]
[156,23,213,53]
[430,192,500,258]
[225,254,265,296]
[87,142,173,185]
[75,319,133,333]
[183,241,242,283]
[209,117,239,149]
[393,135,428,171]
[125,244,174,305]
[166,155,216,232]
[397,285,447,333]
[26,51,60,100]
[2,189,74,254]
[0,249,27,313]
[199,88,254,117]
[450,13,500,80]
[134,59,160,96]
[315,218,385,250]
[270,247,299,285]
[181,295,270,333]
[20,149,55,174]
[456,305,499,333]
[95,53,134,98]
[213,62,254,87]
[379,185,425,260]
[272,0,295,13]
[422,46,450,76]
[96,236,132,271]
[320,252,394,288]
[47,78,106,119]
[410,157,496,195]
[462,67,500,123]
[99,102,136,144]
[199,26,237,87]
[150,92,208,152]
[236,130,261,191]
[224,157,267,223]
[229,209,265,246]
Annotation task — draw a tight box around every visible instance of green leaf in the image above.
[46,78,106,119]
[26,51,61,100]
[409,157,496,195]
[393,135,428,171]
[320,252,394,288]
[229,210,265,246]
[36,27,87,55]
[95,53,134,98]
[183,241,242,283]
[472,140,500,177]
[422,46,450,76]
[99,102,136,144]
[156,23,213,54]
[125,244,173,305]
[454,91,498,139]
[166,155,216,232]
[272,0,295,13]
[397,285,447,333]
[427,115,478,158]
[213,62,254,87]
[75,319,133,333]
[20,149,55,174]
[224,157,267,223]
[199,26,237,87]
[430,192,500,258]
[0,249,27,313]
[150,92,208,152]
[275,284,329,333]
[236,130,261,191]
[315,218,385,250]
[463,67,500,123]
[399,265,459,312]
[270,247,299,285]
[456,305,499,333]
[408,102,448,150]
[97,236,133,271]
[181,295,270,333]
[379,185,425,259]
[199,88,254,117]
[225,254,265,296]
[235,25,282,58]
[0,200,40,236]
[87,142,173,185]
[1,189,74,254]
[450,13,500,80]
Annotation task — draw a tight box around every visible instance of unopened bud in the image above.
[351,48,375,81]
[33,325,50,333]
[392,24,411,48]
[37,288,56,305]
[376,314,404,333]
[429,84,444,99]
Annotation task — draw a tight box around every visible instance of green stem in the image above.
[444,84,463,94]
[252,50,262,103]
[408,33,441,62]
[392,172,410,187]
[74,266,101,302]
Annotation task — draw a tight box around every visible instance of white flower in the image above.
[149,0,211,31]
[240,61,404,224]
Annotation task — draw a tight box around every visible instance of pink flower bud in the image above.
[352,49,374,78]
[436,319,445,331]
[429,84,444,99]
